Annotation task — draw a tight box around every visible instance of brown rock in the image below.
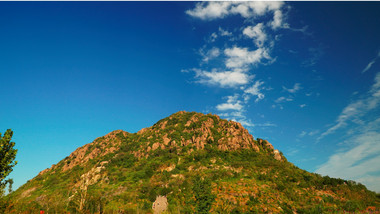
[152,142,160,151]
[152,196,168,214]
[273,149,282,161]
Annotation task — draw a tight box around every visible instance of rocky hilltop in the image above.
[6,111,380,213]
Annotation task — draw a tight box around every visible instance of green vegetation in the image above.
[0,129,17,194]
[0,129,17,213]
[193,176,215,214]
[4,112,380,213]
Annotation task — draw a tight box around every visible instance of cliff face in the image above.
[7,111,379,213]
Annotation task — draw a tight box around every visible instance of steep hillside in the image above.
[5,111,380,213]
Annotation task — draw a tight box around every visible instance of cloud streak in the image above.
[283,83,302,93]
[362,50,380,73]
[316,73,380,192]
[317,72,380,141]
[316,130,380,192]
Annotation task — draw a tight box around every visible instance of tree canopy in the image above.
[0,129,17,194]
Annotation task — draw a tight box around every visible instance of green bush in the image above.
[192,176,215,214]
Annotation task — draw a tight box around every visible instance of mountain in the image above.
[5,111,380,213]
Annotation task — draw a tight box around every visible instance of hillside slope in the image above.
[5,111,380,213]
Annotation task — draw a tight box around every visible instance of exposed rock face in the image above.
[152,195,168,214]
[216,120,260,152]
[257,138,274,151]
[20,187,36,199]
[273,149,282,161]
[62,130,128,172]
[149,112,263,154]
[78,161,108,190]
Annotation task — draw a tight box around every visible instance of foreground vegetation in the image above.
[4,112,380,213]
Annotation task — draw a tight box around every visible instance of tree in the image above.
[0,129,17,196]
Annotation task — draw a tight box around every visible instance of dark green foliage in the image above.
[0,129,17,196]
[344,200,363,212]
[246,195,260,213]
[192,176,215,214]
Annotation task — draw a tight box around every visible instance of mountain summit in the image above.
[6,111,380,213]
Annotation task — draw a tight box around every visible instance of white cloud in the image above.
[216,94,257,127]
[224,46,271,70]
[186,1,284,20]
[194,69,252,88]
[256,122,276,127]
[237,119,255,127]
[300,104,306,108]
[216,94,244,111]
[318,72,380,141]
[283,83,302,93]
[243,23,267,47]
[362,50,380,73]
[244,80,265,102]
[316,131,380,192]
[186,2,231,20]
[208,32,218,43]
[362,61,376,74]
[299,131,307,138]
[308,130,319,136]
[219,112,255,128]
[216,102,243,111]
[271,10,285,29]
[299,130,319,138]
[275,96,293,103]
[219,27,232,37]
[185,1,290,135]
[201,47,220,62]
[315,73,380,192]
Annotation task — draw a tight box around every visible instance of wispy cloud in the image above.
[219,27,232,37]
[317,72,380,141]
[219,110,255,127]
[362,50,380,73]
[298,130,319,138]
[275,96,293,103]
[283,83,302,93]
[315,73,380,192]
[302,46,323,67]
[244,80,265,102]
[194,68,252,88]
[200,47,220,63]
[316,130,380,192]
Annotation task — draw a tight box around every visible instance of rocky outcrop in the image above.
[131,112,279,159]
[152,195,168,214]
[273,149,282,161]
[62,130,128,172]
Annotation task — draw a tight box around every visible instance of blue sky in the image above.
[1,2,380,192]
